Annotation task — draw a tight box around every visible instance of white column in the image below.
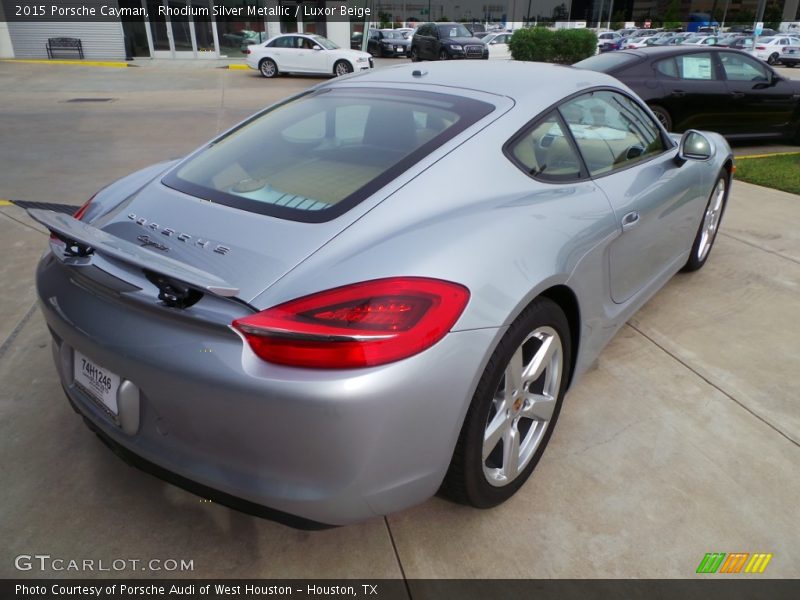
[326,20,350,48]
[783,0,799,23]
[0,22,14,58]
[0,1,14,58]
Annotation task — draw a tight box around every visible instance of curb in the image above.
[736,151,800,160]
[1,59,130,68]
[226,64,249,70]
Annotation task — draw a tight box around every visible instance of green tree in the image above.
[610,10,626,30]
[763,0,783,30]
[663,0,681,30]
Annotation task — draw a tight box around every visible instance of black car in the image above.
[716,36,755,52]
[366,29,411,58]
[410,22,489,61]
[574,46,800,141]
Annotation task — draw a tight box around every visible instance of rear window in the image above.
[164,88,493,223]
[573,52,640,72]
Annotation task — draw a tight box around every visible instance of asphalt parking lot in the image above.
[1,59,799,580]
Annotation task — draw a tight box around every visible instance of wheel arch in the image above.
[538,284,581,389]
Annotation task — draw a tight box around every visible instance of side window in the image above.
[506,112,584,182]
[559,90,666,177]
[720,52,769,82]
[675,53,716,80]
[269,36,292,48]
[655,57,678,78]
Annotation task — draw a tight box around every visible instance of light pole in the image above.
[607,0,614,30]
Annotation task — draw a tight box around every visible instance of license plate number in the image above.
[74,351,120,414]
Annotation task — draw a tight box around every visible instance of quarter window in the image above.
[559,90,666,177]
[507,112,584,182]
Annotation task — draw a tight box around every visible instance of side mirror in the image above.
[313,45,322,51]
[675,130,713,166]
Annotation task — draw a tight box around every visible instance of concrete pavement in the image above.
[1,61,799,580]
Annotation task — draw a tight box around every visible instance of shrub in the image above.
[509,27,597,64]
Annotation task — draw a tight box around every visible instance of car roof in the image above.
[327,61,622,104]
[611,46,746,59]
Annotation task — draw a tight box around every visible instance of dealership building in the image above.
[0,0,367,60]
[0,0,798,61]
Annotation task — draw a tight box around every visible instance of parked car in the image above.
[575,47,800,141]
[366,29,410,58]
[246,33,373,78]
[681,35,719,46]
[781,42,800,67]
[482,31,512,59]
[753,36,800,65]
[597,31,621,52]
[716,35,755,53]
[29,60,733,526]
[410,22,489,61]
[624,36,658,49]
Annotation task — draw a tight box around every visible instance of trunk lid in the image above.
[35,180,352,304]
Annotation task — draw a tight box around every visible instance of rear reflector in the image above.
[232,277,470,368]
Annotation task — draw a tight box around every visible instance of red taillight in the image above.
[246,48,252,54]
[756,45,766,50]
[232,277,470,369]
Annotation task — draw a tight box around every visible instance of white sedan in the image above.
[753,36,800,64]
[482,32,512,59]
[246,33,373,78]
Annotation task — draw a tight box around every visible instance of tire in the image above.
[333,60,353,77]
[649,104,673,132]
[441,297,572,508]
[410,47,420,62]
[767,52,779,65]
[259,58,278,78]
[439,48,449,61]
[682,170,730,272]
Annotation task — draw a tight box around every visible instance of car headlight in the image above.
[449,44,463,51]
[356,56,369,62]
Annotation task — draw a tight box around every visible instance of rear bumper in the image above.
[37,252,499,525]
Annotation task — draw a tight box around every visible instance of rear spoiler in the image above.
[28,209,240,298]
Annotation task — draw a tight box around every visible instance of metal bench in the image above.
[46,38,84,59]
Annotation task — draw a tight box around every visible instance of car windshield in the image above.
[164,88,494,222]
[438,24,472,38]
[311,35,339,50]
[683,36,704,43]
[573,52,640,71]
[381,31,402,39]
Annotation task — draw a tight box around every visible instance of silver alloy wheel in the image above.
[697,177,725,262]
[482,326,563,487]
[260,59,276,78]
[334,61,352,76]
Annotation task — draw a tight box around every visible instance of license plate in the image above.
[74,351,120,414]
[396,46,403,51]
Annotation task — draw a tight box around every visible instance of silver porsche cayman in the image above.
[30,61,732,527]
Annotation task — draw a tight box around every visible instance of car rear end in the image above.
[780,42,800,66]
[31,81,506,526]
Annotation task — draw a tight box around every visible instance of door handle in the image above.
[621,211,640,231]
[671,90,686,97]
[731,91,745,98]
